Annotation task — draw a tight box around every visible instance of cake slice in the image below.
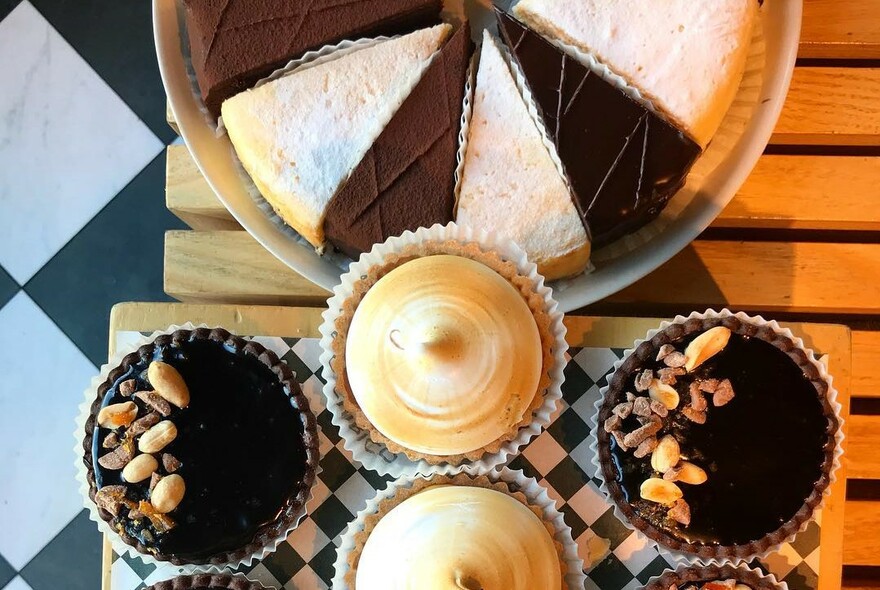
[496,9,701,247]
[513,0,758,147]
[184,0,443,118]
[323,25,473,258]
[456,32,590,280]
[221,24,452,248]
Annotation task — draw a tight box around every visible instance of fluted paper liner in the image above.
[645,563,789,590]
[145,573,270,590]
[587,309,845,566]
[74,323,320,572]
[319,222,567,477]
[331,467,585,589]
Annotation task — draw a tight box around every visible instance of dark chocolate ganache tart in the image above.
[596,315,840,559]
[83,328,319,565]
[145,574,269,590]
[643,564,783,590]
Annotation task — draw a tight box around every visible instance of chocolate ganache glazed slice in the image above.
[594,311,842,560]
[495,8,701,248]
[81,328,319,566]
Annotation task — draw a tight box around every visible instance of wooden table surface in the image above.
[158,1,880,587]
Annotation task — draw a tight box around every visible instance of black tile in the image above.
[20,510,101,590]
[319,447,357,492]
[261,541,305,584]
[316,409,341,445]
[782,562,819,590]
[789,519,821,557]
[635,554,672,584]
[310,495,354,541]
[547,408,591,452]
[311,540,339,585]
[544,455,591,501]
[26,153,186,367]
[506,453,541,482]
[358,467,393,492]
[282,345,314,384]
[0,552,14,589]
[590,507,633,551]
[588,553,634,590]
[120,552,156,582]
[558,502,588,540]
[0,0,21,24]
[30,0,175,143]
[0,264,16,310]
[561,355,594,405]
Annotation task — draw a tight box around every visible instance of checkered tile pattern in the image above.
[0,1,185,587]
[107,336,823,590]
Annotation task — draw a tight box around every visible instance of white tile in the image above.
[522,431,567,476]
[575,348,621,382]
[0,1,162,283]
[567,482,611,525]
[3,577,33,590]
[761,542,801,581]
[241,563,282,589]
[250,336,292,359]
[569,436,597,477]
[292,339,324,373]
[302,374,327,414]
[612,531,657,575]
[288,565,327,590]
[108,559,141,590]
[333,470,374,516]
[804,546,821,574]
[571,384,602,425]
[287,518,331,561]
[0,293,97,568]
[577,529,610,570]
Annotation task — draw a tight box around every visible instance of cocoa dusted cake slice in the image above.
[184,0,443,118]
[496,9,701,247]
[323,24,473,258]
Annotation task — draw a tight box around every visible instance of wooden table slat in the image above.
[846,414,880,479]
[165,230,880,314]
[773,67,880,146]
[854,331,880,398]
[165,146,880,233]
[845,500,880,566]
[801,0,880,59]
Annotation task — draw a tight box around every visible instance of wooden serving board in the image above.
[100,303,851,590]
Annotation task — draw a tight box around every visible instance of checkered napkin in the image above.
[108,335,822,590]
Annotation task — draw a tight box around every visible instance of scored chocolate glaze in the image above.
[597,317,840,559]
[495,9,702,247]
[323,23,472,258]
[184,0,443,118]
[84,328,318,565]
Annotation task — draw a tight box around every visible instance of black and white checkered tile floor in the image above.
[0,1,186,587]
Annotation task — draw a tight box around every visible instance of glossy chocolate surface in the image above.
[496,9,702,247]
[610,332,828,546]
[93,338,308,560]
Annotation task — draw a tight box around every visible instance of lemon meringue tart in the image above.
[328,241,557,465]
[346,478,567,590]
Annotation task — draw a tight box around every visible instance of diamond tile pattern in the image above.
[98,338,824,590]
[0,0,830,585]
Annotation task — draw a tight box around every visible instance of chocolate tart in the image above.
[81,328,319,566]
[146,574,269,590]
[644,565,784,590]
[595,313,841,560]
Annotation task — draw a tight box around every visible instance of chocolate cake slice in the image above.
[496,9,701,247]
[323,24,473,258]
[184,0,443,118]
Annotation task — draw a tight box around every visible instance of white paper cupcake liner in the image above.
[74,323,320,573]
[318,222,567,478]
[587,309,845,566]
[645,563,789,590]
[331,466,586,590]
